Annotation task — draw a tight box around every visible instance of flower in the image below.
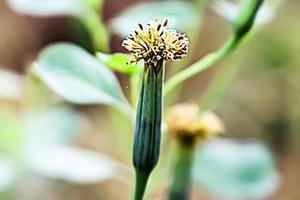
[122,19,189,65]
[166,103,224,145]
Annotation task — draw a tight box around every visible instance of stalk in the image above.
[132,61,165,200]
[168,143,195,200]
[164,35,240,97]
[164,0,265,97]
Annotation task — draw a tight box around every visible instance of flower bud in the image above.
[132,62,164,172]
[166,103,224,146]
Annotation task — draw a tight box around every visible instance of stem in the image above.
[133,170,150,200]
[168,143,195,200]
[198,34,252,112]
[164,35,241,97]
[78,10,110,52]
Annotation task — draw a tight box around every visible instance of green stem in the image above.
[133,170,150,200]
[198,33,252,112]
[78,10,110,52]
[168,143,195,200]
[164,34,241,97]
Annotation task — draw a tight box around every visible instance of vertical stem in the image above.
[133,170,150,200]
[78,11,110,52]
[168,143,195,200]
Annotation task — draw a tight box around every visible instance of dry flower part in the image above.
[166,103,224,145]
[122,19,189,65]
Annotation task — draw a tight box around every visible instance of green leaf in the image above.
[0,69,23,100]
[0,111,23,157]
[7,0,88,17]
[23,106,82,145]
[7,0,109,52]
[110,1,198,37]
[32,43,132,115]
[25,144,121,184]
[96,52,141,75]
[192,139,279,199]
[0,157,18,192]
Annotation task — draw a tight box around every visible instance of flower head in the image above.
[122,19,189,65]
[166,103,224,145]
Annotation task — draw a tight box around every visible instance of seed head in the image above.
[122,19,189,65]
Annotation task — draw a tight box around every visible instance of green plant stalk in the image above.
[168,0,206,77]
[168,143,195,200]
[198,33,253,112]
[234,0,264,37]
[164,34,241,97]
[133,61,165,200]
[164,0,264,98]
[165,0,206,107]
[78,11,110,52]
[133,170,150,200]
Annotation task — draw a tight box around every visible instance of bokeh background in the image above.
[0,0,299,199]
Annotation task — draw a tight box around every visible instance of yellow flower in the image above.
[122,19,189,65]
[166,103,224,145]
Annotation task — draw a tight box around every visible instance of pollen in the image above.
[122,19,189,65]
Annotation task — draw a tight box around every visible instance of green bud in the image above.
[133,61,164,173]
[234,0,264,37]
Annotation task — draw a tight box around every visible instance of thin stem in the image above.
[133,170,150,200]
[168,143,195,200]
[78,11,110,52]
[164,35,241,97]
[198,33,252,112]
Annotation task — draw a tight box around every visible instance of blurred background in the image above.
[0,0,299,199]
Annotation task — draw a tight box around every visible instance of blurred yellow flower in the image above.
[166,103,224,145]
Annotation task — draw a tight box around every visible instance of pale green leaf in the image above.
[23,107,82,145]
[25,144,120,184]
[110,1,198,37]
[96,52,141,75]
[32,43,132,115]
[193,139,279,199]
[0,157,18,192]
[0,69,23,100]
[7,0,88,17]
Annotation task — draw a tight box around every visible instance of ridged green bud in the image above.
[133,61,164,172]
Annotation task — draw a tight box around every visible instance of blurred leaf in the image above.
[96,52,142,75]
[7,0,109,52]
[83,0,103,10]
[192,139,279,199]
[212,0,278,27]
[32,43,132,115]
[23,107,82,145]
[110,1,198,37]
[0,69,23,100]
[0,157,18,192]
[25,144,120,184]
[7,0,88,17]
[0,112,23,157]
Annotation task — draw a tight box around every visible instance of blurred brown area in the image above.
[1,0,300,199]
